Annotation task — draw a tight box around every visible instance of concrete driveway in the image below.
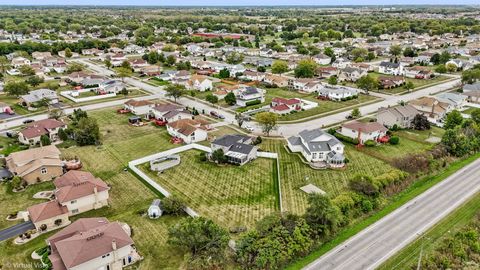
[0,221,35,242]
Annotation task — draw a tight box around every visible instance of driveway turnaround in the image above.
[304,157,480,270]
[0,221,35,242]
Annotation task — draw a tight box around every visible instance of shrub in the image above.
[198,152,207,162]
[245,100,262,106]
[161,196,185,215]
[349,174,379,197]
[333,132,359,145]
[389,136,400,145]
[361,199,373,213]
[364,140,376,147]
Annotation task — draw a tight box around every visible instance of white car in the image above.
[244,125,254,132]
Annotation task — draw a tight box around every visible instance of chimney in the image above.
[112,239,117,251]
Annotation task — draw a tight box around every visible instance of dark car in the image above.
[22,119,34,124]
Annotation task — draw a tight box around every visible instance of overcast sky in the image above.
[0,0,478,6]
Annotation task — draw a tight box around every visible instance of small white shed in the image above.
[148,199,162,219]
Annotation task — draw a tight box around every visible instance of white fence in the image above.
[129,143,283,217]
[60,89,117,103]
[128,144,212,218]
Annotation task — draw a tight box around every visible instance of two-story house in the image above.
[377,104,419,128]
[166,119,210,144]
[378,61,404,76]
[18,119,67,145]
[339,120,388,144]
[235,86,265,107]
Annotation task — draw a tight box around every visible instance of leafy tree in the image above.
[75,117,100,146]
[441,127,474,157]
[26,75,44,87]
[218,68,230,79]
[165,84,185,103]
[116,67,132,82]
[205,94,218,105]
[366,52,376,61]
[356,75,378,93]
[64,48,73,58]
[271,60,288,74]
[412,114,431,130]
[446,63,457,73]
[294,59,317,78]
[351,48,368,62]
[349,174,379,196]
[161,196,185,215]
[444,110,464,130]
[66,62,84,73]
[165,55,176,66]
[470,108,480,124]
[48,108,64,120]
[439,51,451,64]
[211,149,227,164]
[256,112,278,136]
[304,194,341,239]
[403,47,416,57]
[72,108,88,122]
[58,128,68,141]
[40,134,51,146]
[389,45,402,57]
[104,59,112,69]
[120,60,131,70]
[224,92,236,105]
[19,65,35,76]
[327,76,338,85]
[461,68,480,84]
[351,108,361,119]
[4,81,29,97]
[404,81,415,92]
[168,217,229,268]
[0,56,10,76]
[226,52,244,64]
[435,65,447,73]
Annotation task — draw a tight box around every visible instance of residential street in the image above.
[0,221,34,242]
[303,157,480,270]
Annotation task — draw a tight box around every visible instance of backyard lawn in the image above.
[364,72,450,95]
[139,150,279,230]
[261,140,394,214]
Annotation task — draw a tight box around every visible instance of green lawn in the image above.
[395,127,445,144]
[358,134,434,163]
[461,106,479,115]
[363,72,450,95]
[139,150,279,230]
[261,140,394,214]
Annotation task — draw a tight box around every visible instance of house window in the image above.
[71,209,79,214]
[71,200,77,204]
[40,167,47,174]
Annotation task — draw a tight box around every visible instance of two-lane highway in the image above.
[304,157,480,270]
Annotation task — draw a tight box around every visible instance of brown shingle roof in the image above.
[20,119,66,139]
[124,99,153,107]
[49,219,133,268]
[53,171,109,203]
[167,118,208,136]
[342,120,388,133]
[6,145,62,177]
[27,200,68,223]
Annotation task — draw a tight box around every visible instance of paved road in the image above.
[304,157,480,270]
[0,221,35,242]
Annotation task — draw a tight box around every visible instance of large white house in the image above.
[166,119,209,144]
[287,128,345,167]
[235,86,265,107]
[378,61,404,76]
[318,84,359,101]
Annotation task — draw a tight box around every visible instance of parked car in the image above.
[210,111,224,119]
[22,119,34,124]
[244,125,254,132]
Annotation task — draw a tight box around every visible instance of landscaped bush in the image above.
[349,175,379,197]
[364,140,376,147]
[245,100,262,106]
[389,136,400,145]
[161,196,186,216]
[333,132,359,145]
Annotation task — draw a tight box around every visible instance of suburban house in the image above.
[11,56,31,68]
[211,134,257,165]
[18,119,67,145]
[263,74,289,87]
[462,82,480,103]
[97,80,126,94]
[6,145,63,185]
[312,54,331,65]
[151,103,191,123]
[46,217,139,270]
[235,86,265,107]
[378,76,406,89]
[338,67,367,82]
[27,170,110,232]
[241,70,265,81]
[339,121,388,144]
[270,97,303,114]
[404,66,433,79]
[124,99,155,118]
[287,128,345,167]
[409,96,452,124]
[166,118,210,144]
[318,84,359,101]
[434,92,467,110]
[20,89,59,107]
[186,75,213,91]
[290,78,322,93]
[378,61,404,76]
[377,104,419,128]
[316,66,338,79]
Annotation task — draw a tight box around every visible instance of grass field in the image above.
[139,150,279,230]
[261,140,394,214]
[461,106,479,115]
[0,107,188,269]
[378,191,480,270]
[363,73,450,95]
